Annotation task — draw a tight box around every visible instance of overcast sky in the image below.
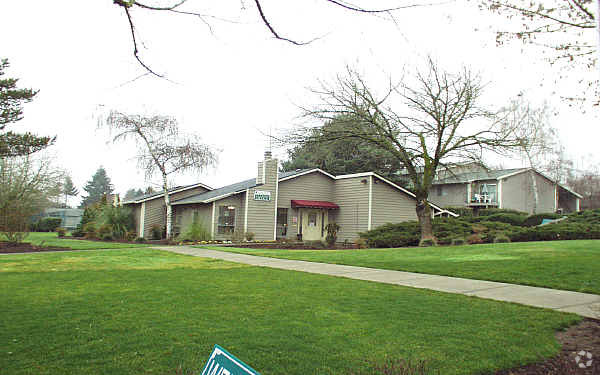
[2,0,598,202]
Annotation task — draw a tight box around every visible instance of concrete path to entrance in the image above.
[154,246,600,319]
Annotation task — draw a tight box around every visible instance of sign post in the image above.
[200,345,260,375]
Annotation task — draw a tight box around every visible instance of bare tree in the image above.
[476,0,599,104]
[503,98,558,214]
[0,154,63,243]
[291,59,520,243]
[111,0,434,77]
[102,111,218,239]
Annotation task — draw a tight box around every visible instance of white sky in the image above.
[2,0,598,202]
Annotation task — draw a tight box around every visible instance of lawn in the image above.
[0,249,580,375]
[213,240,600,295]
[22,232,150,250]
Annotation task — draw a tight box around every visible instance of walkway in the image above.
[155,246,600,319]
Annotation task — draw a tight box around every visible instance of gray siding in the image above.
[428,183,467,207]
[212,194,245,240]
[371,177,417,228]
[128,185,211,238]
[246,158,278,241]
[502,171,556,214]
[174,203,212,237]
[277,172,335,239]
[333,177,369,242]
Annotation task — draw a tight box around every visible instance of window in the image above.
[218,206,236,234]
[308,213,317,227]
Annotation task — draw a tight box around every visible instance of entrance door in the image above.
[300,208,328,241]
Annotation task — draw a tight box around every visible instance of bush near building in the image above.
[360,209,600,248]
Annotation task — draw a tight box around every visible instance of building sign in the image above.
[253,190,271,201]
[201,345,260,375]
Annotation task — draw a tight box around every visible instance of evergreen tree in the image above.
[79,167,114,208]
[124,188,144,201]
[0,58,54,157]
[282,115,408,186]
[62,176,79,207]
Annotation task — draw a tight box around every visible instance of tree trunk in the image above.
[415,198,436,245]
[162,173,172,239]
[529,169,539,214]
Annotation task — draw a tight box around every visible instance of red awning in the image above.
[291,200,339,209]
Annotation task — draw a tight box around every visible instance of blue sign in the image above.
[200,345,260,375]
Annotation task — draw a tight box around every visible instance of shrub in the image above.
[71,228,84,237]
[466,234,483,244]
[231,229,245,243]
[244,232,255,241]
[451,237,466,246]
[100,205,134,239]
[443,207,474,217]
[100,233,113,241]
[56,227,66,237]
[150,225,163,240]
[178,218,211,242]
[325,222,340,246]
[479,213,526,226]
[135,237,146,243]
[125,230,137,241]
[82,222,97,239]
[419,238,436,247]
[36,217,63,232]
[477,208,527,216]
[523,213,562,227]
[354,237,367,249]
[493,234,511,243]
[97,224,112,239]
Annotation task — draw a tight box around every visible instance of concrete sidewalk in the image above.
[154,246,600,319]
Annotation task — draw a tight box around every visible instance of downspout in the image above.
[368,175,373,230]
[211,201,216,239]
[244,188,249,233]
[273,167,279,240]
[139,202,146,238]
[497,180,503,209]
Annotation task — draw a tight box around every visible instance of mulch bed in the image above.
[496,318,600,375]
[0,241,68,254]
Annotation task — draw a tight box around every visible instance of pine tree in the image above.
[62,176,79,207]
[0,58,54,157]
[79,167,114,208]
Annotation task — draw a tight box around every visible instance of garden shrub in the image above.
[244,232,255,241]
[451,237,466,246]
[493,233,511,243]
[565,209,600,224]
[135,237,146,243]
[466,234,483,244]
[479,213,526,226]
[354,237,367,249]
[36,217,62,232]
[522,213,562,227]
[55,227,66,237]
[101,205,134,239]
[82,222,97,239]
[444,207,474,217]
[178,218,211,242]
[150,225,163,240]
[231,229,245,243]
[419,238,436,247]
[71,228,84,238]
[477,208,527,216]
[325,222,340,246]
[97,224,112,239]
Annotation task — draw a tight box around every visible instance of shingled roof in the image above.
[171,169,315,205]
[432,168,527,184]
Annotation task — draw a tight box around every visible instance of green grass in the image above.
[213,240,600,295]
[0,249,580,374]
[21,232,150,250]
